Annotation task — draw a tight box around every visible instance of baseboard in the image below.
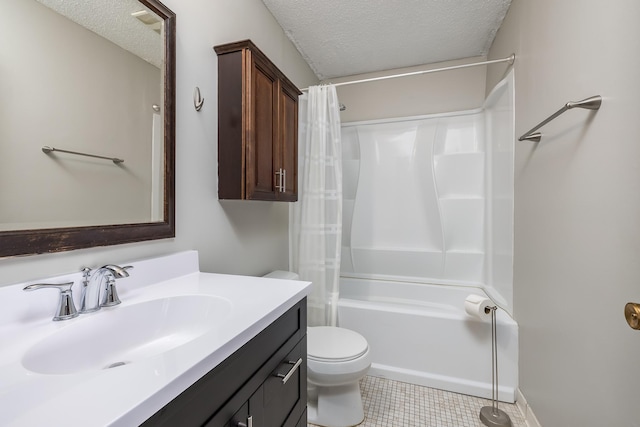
[516,389,542,427]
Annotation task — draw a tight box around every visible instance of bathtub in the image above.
[337,277,518,402]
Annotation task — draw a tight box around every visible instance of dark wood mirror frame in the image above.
[0,0,176,258]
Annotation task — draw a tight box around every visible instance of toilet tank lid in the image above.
[263,270,299,280]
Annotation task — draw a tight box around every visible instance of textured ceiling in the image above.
[261,0,512,80]
[35,0,162,68]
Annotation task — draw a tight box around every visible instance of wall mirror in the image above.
[0,0,175,257]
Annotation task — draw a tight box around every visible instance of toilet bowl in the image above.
[307,326,371,427]
[263,271,371,427]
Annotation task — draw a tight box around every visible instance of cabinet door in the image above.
[246,54,278,200]
[278,83,298,201]
[262,337,306,427]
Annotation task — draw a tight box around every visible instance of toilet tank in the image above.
[263,270,300,280]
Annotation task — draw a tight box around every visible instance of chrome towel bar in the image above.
[519,95,602,142]
[42,146,124,164]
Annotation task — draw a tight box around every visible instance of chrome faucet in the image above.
[23,264,133,321]
[79,264,132,313]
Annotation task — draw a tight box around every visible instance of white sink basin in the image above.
[22,295,233,375]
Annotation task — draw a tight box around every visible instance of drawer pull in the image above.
[282,168,286,193]
[276,358,302,384]
[275,168,284,192]
[235,416,252,427]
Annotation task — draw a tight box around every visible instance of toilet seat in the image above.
[308,326,369,362]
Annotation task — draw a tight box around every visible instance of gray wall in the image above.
[487,0,640,425]
[0,0,318,286]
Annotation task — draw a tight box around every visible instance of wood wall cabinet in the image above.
[215,40,301,202]
[142,299,307,427]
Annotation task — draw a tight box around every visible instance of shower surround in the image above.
[337,73,516,400]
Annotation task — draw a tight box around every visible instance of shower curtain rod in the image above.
[301,54,515,91]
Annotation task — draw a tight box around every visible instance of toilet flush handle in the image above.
[275,358,303,384]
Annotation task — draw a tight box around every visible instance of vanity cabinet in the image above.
[215,40,301,202]
[142,299,307,427]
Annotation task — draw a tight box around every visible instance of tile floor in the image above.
[310,376,526,427]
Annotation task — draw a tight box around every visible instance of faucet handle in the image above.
[101,275,121,307]
[101,264,132,278]
[23,282,79,321]
[100,266,132,307]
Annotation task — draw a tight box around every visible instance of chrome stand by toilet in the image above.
[479,305,512,427]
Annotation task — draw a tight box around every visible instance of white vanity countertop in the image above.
[0,251,311,426]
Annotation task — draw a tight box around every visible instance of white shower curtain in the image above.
[290,85,343,327]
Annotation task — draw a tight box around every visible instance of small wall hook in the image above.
[194,87,204,111]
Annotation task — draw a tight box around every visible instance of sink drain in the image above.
[104,361,129,369]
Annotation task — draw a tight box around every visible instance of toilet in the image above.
[263,271,371,427]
